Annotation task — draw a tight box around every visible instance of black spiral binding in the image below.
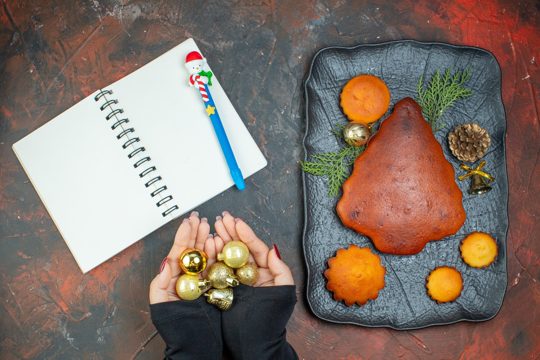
[94,89,179,217]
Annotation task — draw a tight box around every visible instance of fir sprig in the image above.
[302,134,365,197]
[416,68,472,130]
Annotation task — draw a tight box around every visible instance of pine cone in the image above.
[448,123,491,163]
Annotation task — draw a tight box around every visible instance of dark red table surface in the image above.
[1,1,538,359]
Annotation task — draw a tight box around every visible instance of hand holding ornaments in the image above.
[175,241,260,310]
[149,211,294,309]
[149,212,298,360]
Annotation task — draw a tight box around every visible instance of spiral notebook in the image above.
[12,38,267,273]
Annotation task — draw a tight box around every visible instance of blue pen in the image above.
[185,51,245,190]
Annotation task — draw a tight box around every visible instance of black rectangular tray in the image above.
[302,40,508,329]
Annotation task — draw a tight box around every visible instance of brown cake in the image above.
[460,232,498,268]
[340,75,391,124]
[324,245,386,306]
[336,98,466,255]
[426,266,463,303]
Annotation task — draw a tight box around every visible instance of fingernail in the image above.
[159,257,168,273]
[183,218,189,223]
[235,218,241,223]
[222,211,230,217]
[208,233,214,238]
[190,211,199,217]
[201,217,208,223]
[273,244,282,260]
[216,215,222,221]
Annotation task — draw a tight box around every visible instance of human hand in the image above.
[149,211,212,304]
[216,212,298,359]
[214,211,294,287]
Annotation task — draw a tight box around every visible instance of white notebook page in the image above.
[13,38,267,273]
[111,39,267,212]
[12,96,166,273]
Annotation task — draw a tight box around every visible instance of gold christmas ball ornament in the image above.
[205,288,234,311]
[236,263,259,286]
[175,274,211,301]
[207,262,240,289]
[343,123,371,147]
[179,248,208,275]
[217,241,250,269]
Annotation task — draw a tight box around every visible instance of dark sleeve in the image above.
[222,284,298,360]
[150,299,222,360]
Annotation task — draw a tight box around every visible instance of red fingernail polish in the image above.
[159,257,168,273]
[273,244,282,260]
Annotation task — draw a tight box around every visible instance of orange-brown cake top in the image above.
[324,245,386,306]
[337,98,466,255]
[426,266,463,303]
[460,232,498,268]
[340,74,391,124]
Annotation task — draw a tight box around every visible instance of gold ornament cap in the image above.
[236,263,259,286]
[205,288,234,311]
[179,248,208,275]
[343,123,371,147]
[217,240,250,269]
[175,274,210,301]
[207,262,240,289]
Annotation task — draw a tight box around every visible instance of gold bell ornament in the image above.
[175,274,211,301]
[217,240,250,269]
[179,248,208,275]
[458,161,495,195]
[236,263,259,286]
[205,288,234,311]
[343,123,371,147]
[207,262,240,289]
[468,171,492,195]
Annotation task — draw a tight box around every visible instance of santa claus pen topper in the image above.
[185,51,245,190]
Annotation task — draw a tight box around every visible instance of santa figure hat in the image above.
[185,51,204,64]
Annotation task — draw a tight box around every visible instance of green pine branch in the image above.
[301,143,365,197]
[416,68,472,130]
